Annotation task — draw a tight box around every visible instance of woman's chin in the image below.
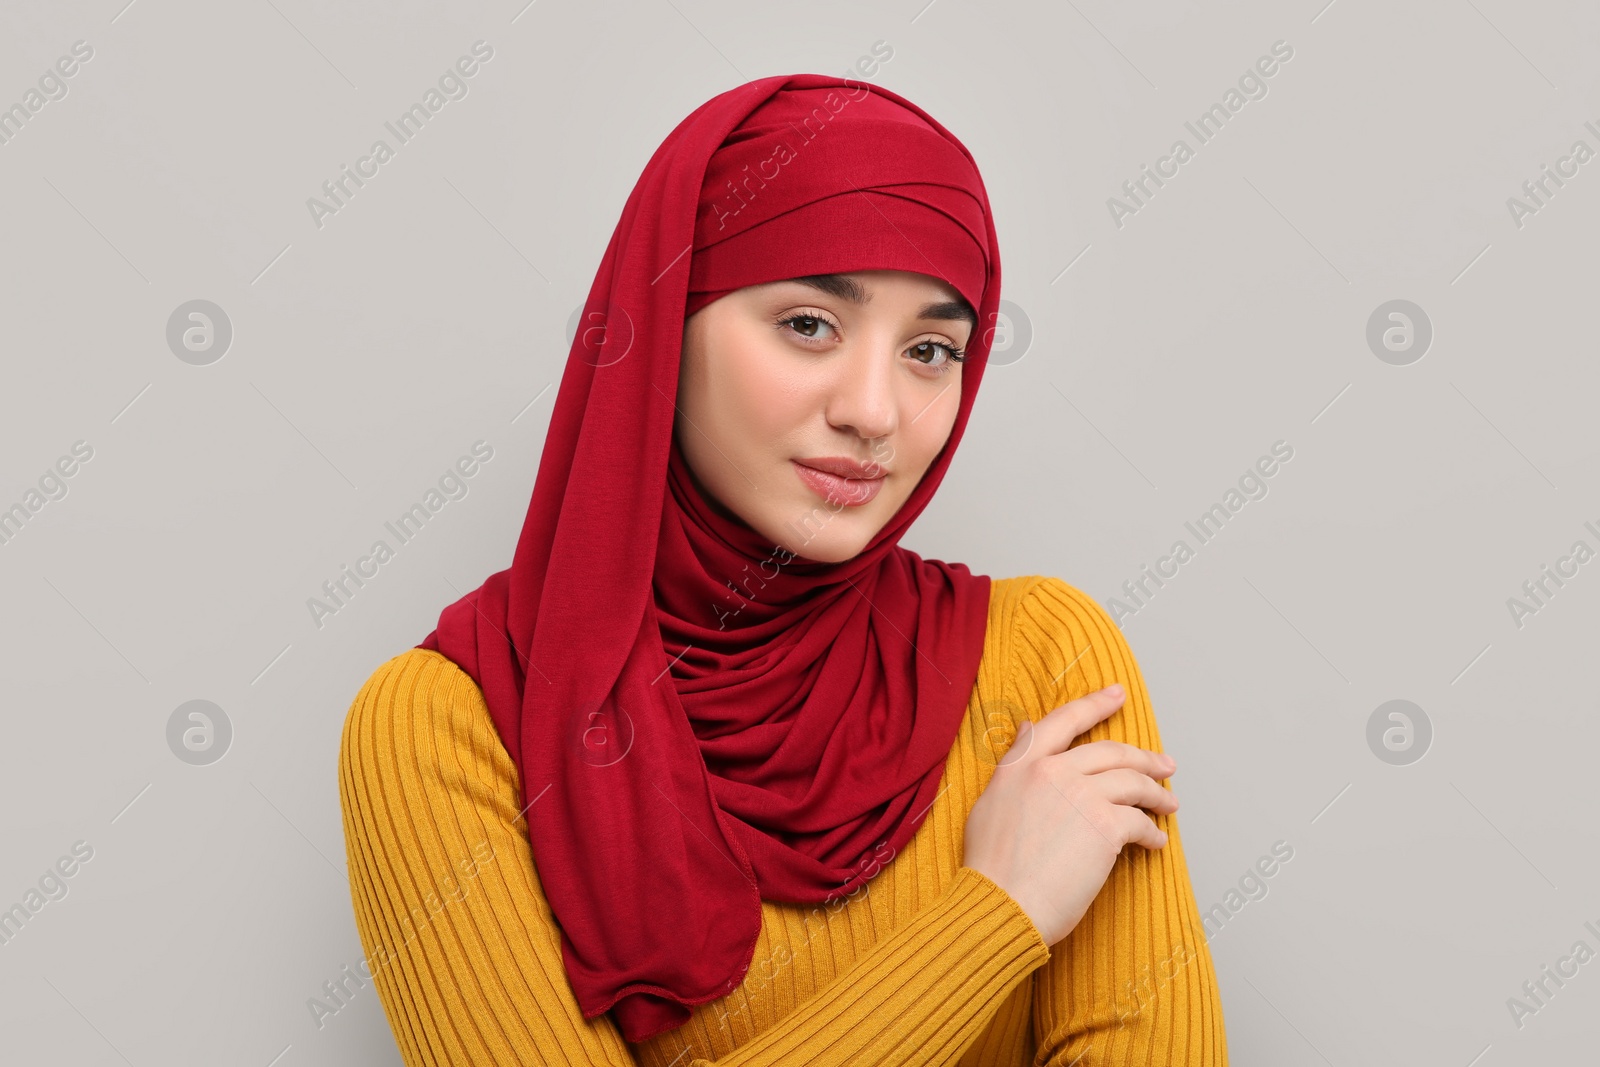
[769,520,877,565]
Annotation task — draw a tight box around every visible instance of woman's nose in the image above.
[824,339,897,440]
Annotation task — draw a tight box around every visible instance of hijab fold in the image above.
[420,73,1004,1043]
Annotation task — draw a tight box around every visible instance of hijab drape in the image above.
[419,72,1004,1043]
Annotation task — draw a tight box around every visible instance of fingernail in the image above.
[1106,683,1124,697]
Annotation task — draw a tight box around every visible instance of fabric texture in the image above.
[339,576,1231,1065]
[414,73,1005,1041]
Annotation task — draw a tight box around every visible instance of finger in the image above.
[1060,738,1175,780]
[1025,684,1125,760]
[1116,806,1170,850]
[1088,768,1179,814]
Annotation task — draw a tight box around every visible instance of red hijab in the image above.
[419,72,1003,1043]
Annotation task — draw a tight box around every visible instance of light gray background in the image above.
[2,0,1596,1063]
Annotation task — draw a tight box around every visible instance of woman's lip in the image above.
[792,460,885,507]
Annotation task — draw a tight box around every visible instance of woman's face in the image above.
[675,268,976,564]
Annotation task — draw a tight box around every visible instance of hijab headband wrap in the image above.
[419,72,1003,1043]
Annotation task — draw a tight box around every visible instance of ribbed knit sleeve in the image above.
[337,647,1052,1067]
[1003,576,1229,1065]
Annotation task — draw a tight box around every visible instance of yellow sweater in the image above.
[338,575,1228,1065]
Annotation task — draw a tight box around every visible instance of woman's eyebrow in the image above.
[792,273,869,304]
[789,274,976,326]
[917,299,977,327]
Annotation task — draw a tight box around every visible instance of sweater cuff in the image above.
[702,865,1052,1066]
[957,864,1050,956]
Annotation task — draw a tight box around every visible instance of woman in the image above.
[338,73,1228,1065]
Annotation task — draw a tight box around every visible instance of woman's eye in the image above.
[784,315,832,340]
[909,340,961,366]
[780,315,836,342]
